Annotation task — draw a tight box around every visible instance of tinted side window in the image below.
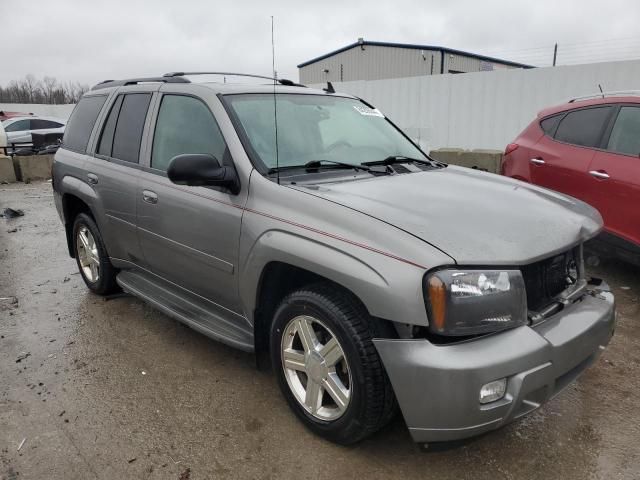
[606,106,640,156]
[5,119,31,132]
[63,96,107,152]
[32,119,63,129]
[110,93,152,163]
[554,107,612,148]
[151,95,227,172]
[97,95,124,157]
[540,115,561,136]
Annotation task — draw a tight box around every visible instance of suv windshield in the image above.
[226,93,426,170]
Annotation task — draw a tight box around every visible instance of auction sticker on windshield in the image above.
[353,105,384,117]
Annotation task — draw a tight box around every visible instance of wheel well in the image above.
[61,194,93,257]
[253,262,393,369]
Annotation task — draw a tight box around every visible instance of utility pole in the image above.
[553,43,558,66]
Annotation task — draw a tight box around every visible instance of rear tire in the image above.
[72,213,119,295]
[270,283,396,444]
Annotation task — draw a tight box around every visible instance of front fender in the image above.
[239,228,430,327]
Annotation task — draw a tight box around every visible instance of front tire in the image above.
[270,284,396,444]
[72,213,119,295]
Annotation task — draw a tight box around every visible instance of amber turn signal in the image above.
[428,275,447,333]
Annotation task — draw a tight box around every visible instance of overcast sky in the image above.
[2,0,640,87]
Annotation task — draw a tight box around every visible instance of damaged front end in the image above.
[373,242,615,444]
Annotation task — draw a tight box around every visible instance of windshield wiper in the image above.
[362,155,445,168]
[304,159,370,171]
[267,160,369,175]
[266,159,387,176]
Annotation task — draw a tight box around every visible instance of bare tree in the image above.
[0,75,89,104]
[22,74,42,103]
[42,76,57,104]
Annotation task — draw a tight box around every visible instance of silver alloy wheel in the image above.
[281,315,352,421]
[76,226,100,283]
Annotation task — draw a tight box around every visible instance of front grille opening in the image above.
[521,248,580,312]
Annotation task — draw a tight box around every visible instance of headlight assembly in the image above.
[426,269,527,336]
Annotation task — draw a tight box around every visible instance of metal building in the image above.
[298,39,533,84]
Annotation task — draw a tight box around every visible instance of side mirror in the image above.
[167,154,239,194]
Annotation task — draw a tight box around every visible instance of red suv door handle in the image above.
[530,158,545,165]
[589,170,610,180]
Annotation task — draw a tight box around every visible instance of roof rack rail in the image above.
[91,76,191,91]
[568,90,640,103]
[163,71,306,87]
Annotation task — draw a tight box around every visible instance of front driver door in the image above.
[585,105,640,246]
[136,93,245,314]
[5,119,32,144]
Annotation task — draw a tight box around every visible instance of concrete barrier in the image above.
[429,148,502,173]
[14,154,54,183]
[0,155,16,183]
[427,148,463,165]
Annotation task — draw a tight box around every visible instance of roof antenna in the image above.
[271,16,280,185]
[323,81,335,94]
[598,84,604,98]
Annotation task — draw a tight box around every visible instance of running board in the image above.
[116,270,254,352]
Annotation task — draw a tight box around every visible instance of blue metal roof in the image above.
[297,40,534,69]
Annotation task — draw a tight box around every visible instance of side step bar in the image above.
[116,270,254,352]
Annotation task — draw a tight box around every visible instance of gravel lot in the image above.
[1,181,639,480]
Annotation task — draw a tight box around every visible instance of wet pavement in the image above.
[1,181,639,480]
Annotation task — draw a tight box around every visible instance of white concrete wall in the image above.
[312,59,640,151]
[0,103,75,120]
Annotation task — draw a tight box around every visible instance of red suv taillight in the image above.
[500,143,519,175]
[504,143,519,156]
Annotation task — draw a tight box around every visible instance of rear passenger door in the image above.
[87,88,154,265]
[586,105,640,245]
[530,106,613,201]
[136,92,245,314]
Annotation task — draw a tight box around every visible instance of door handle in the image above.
[87,173,98,185]
[589,170,610,180]
[142,190,158,204]
[530,158,545,165]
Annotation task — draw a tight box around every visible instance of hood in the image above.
[291,166,602,265]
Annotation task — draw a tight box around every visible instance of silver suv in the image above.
[52,72,615,445]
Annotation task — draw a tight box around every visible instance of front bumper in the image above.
[374,290,615,443]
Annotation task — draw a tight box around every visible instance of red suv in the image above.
[0,111,33,121]
[502,93,640,259]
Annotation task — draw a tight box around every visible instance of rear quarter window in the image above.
[63,95,108,153]
[539,115,562,136]
[553,106,612,148]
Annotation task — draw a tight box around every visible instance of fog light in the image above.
[479,378,507,404]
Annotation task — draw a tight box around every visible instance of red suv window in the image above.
[606,106,640,156]
[553,107,612,148]
[540,115,562,135]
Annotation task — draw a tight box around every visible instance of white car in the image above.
[2,116,66,145]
